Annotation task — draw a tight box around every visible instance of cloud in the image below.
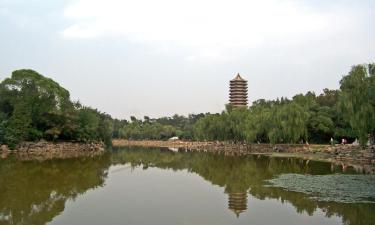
[62,0,337,48]
[1,0,374,118]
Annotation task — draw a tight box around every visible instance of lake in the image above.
[0,146,374,225]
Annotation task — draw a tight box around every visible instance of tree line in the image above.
[111,114,205,141]
[115,64,375,147]
[1,64,374,149]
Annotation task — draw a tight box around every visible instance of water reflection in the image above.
[0,147,374,225]
[227,192,248,217]
[110,147,375,225]
[0,154,111,225]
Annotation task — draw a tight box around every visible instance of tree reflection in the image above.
[0,147,373,225]
[111,147,375,225]
[0,154,111,225]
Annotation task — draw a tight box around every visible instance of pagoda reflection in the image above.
[110,147,373,225]
[227,192,248,217]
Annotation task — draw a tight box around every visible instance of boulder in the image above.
[1,145,9,152]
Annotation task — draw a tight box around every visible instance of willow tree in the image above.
[268,102,309,144]
[248,101,273,143]
[339,64,375,147]
[221,105,252,142]
[194,113,225,141]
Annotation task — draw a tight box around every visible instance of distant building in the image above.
[229,73,248,107]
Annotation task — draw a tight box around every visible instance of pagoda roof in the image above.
[231,73,247,81]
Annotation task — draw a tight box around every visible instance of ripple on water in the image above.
[265,174,375,203]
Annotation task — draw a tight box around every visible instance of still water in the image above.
[0,147,374,225]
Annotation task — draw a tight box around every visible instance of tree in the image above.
[268,102,308,144]
[76,107,100,142]
[98,116,114,146]
[0,69,115,147]
[339,64,375,147]
[307,106,334,143]
[0,69,74,147]
[316,89,340,108]
[0,112,7,144]
[4,103,32,148]
[249,100,274,143]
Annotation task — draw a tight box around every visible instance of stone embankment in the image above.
[1,140,105,160]
[112,139,329,154]
[113,139,375,173]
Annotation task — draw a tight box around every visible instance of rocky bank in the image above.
[1,140,105,160]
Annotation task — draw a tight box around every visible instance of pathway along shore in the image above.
[113,139,375,174]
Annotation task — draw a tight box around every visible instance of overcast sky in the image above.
[0,0,374,119]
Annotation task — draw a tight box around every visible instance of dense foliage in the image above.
[0,69,113,148]
[1,63,374,148]
[339,64,375,146]
[193,64,374,146]
[112,114,205,140]
[111,63,374,146]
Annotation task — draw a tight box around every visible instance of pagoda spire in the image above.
[232,73,246,81]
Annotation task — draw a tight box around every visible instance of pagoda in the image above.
[229,73,248,107]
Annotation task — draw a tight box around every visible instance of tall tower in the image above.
[229,73,248,107]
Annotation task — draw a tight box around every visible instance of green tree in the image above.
[0,69,116,147]
[268,102,308,144]
[98,116,114,146]
[0,69,74,146]
[307,106,334,143]
[339,64,375,146]
[76,107,100,142]
[4,103,32,148]
[249,100,274,143]
[0,112,7,144]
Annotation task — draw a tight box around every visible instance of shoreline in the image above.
[1,140,105,160]
[1,139,374,173]
[113,139,375,174]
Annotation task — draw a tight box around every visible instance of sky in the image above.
[0,0,374,119]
